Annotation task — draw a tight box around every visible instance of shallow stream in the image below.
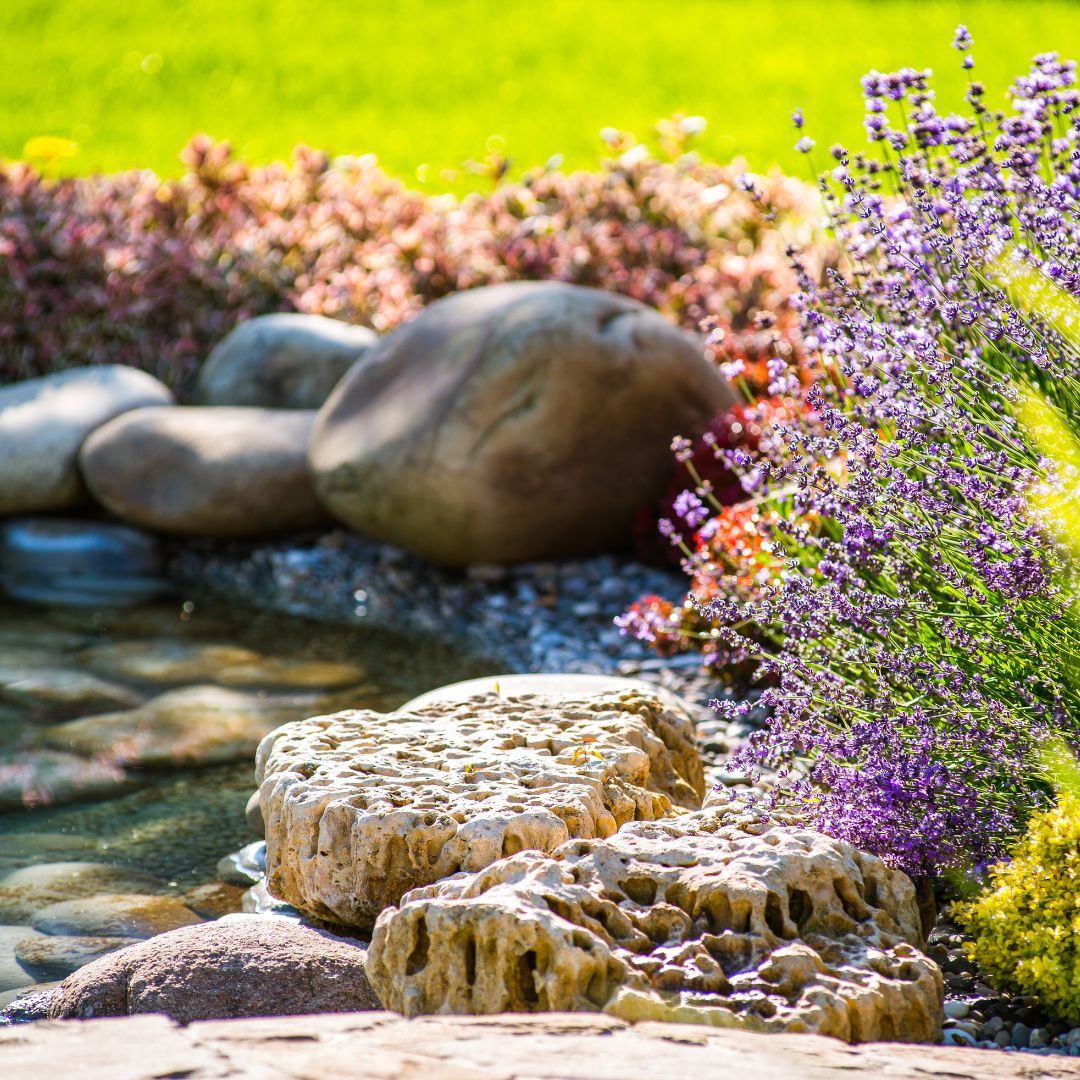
[0,591,488,1004]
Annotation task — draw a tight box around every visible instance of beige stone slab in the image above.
[3,1011,1079,1080]
[258,689,703,929]
[0,1014,224,1080]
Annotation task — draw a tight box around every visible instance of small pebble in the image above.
[994,1030,1012,1048]
[1012,1023,1032,1049]
[948,1021,980,1040]
[943,1000,970,1020]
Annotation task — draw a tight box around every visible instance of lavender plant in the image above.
[648,38,1080,880]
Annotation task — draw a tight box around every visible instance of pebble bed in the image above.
[162,531,1080,1054]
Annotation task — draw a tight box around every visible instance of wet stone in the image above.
[182,883,246,920]
[0,519,167,608]
[41,684,356,768]
[0,862,172,925]
[13,934,132,981]
[216,843,266,887]
[0,983,58,1021]
[30,893,204,939]
[0,669,143,720]
[0,927,43,992]
[77,640,264,685]
[0,750,134,811]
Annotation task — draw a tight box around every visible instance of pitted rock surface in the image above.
[368,803,943,1044]
[257,690,704,930]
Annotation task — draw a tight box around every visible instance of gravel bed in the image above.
[168,530,766,777]
[169,530,1078,1055]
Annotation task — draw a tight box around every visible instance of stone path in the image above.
[4,1012,1079,1079]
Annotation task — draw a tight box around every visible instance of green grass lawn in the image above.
[2,0,1078,187]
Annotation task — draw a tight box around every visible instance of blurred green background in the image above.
[2,0,1077,185]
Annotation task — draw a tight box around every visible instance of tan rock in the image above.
[47,915,380,1022]
[182,882,247,920]
[79,406,330,537]
[42,684,351,767]
[309,281,735,565]
[367,803,943,1044]
[0,863,171,925]
[31,893,205,938]
[0,365,173,515]
[194,313,377,409]
[78,638,368,690]
[77,640,261,684]
[13,935,133,980]
[0,668,143,720]
[245,790,265,837]
[257,689,704,930]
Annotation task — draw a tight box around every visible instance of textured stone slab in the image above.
[369,803,942,1043]
[400,672,698,713]
[2,1011,1077,1080]
[257,689,704,930]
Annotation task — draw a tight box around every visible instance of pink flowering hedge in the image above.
[0,135,820,396]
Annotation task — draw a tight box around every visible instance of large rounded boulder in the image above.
[79,407,330,537]
[194,313,377,409]
[308,283,734,565]
[0,366,173,516]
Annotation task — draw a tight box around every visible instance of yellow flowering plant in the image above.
[955,791,1080,1021]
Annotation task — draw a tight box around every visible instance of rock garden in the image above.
[2,31,1080,1080]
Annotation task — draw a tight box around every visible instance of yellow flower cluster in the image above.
[955,794,1080,1021]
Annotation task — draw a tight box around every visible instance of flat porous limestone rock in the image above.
[367,803,943,1044]
[257,690,704,931]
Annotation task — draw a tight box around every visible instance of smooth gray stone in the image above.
[0,365,173,516]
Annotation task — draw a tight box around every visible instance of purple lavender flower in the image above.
[663,37,1080,881]
[673,490,710,528]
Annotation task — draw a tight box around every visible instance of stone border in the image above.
[2,1011,1075,1079]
